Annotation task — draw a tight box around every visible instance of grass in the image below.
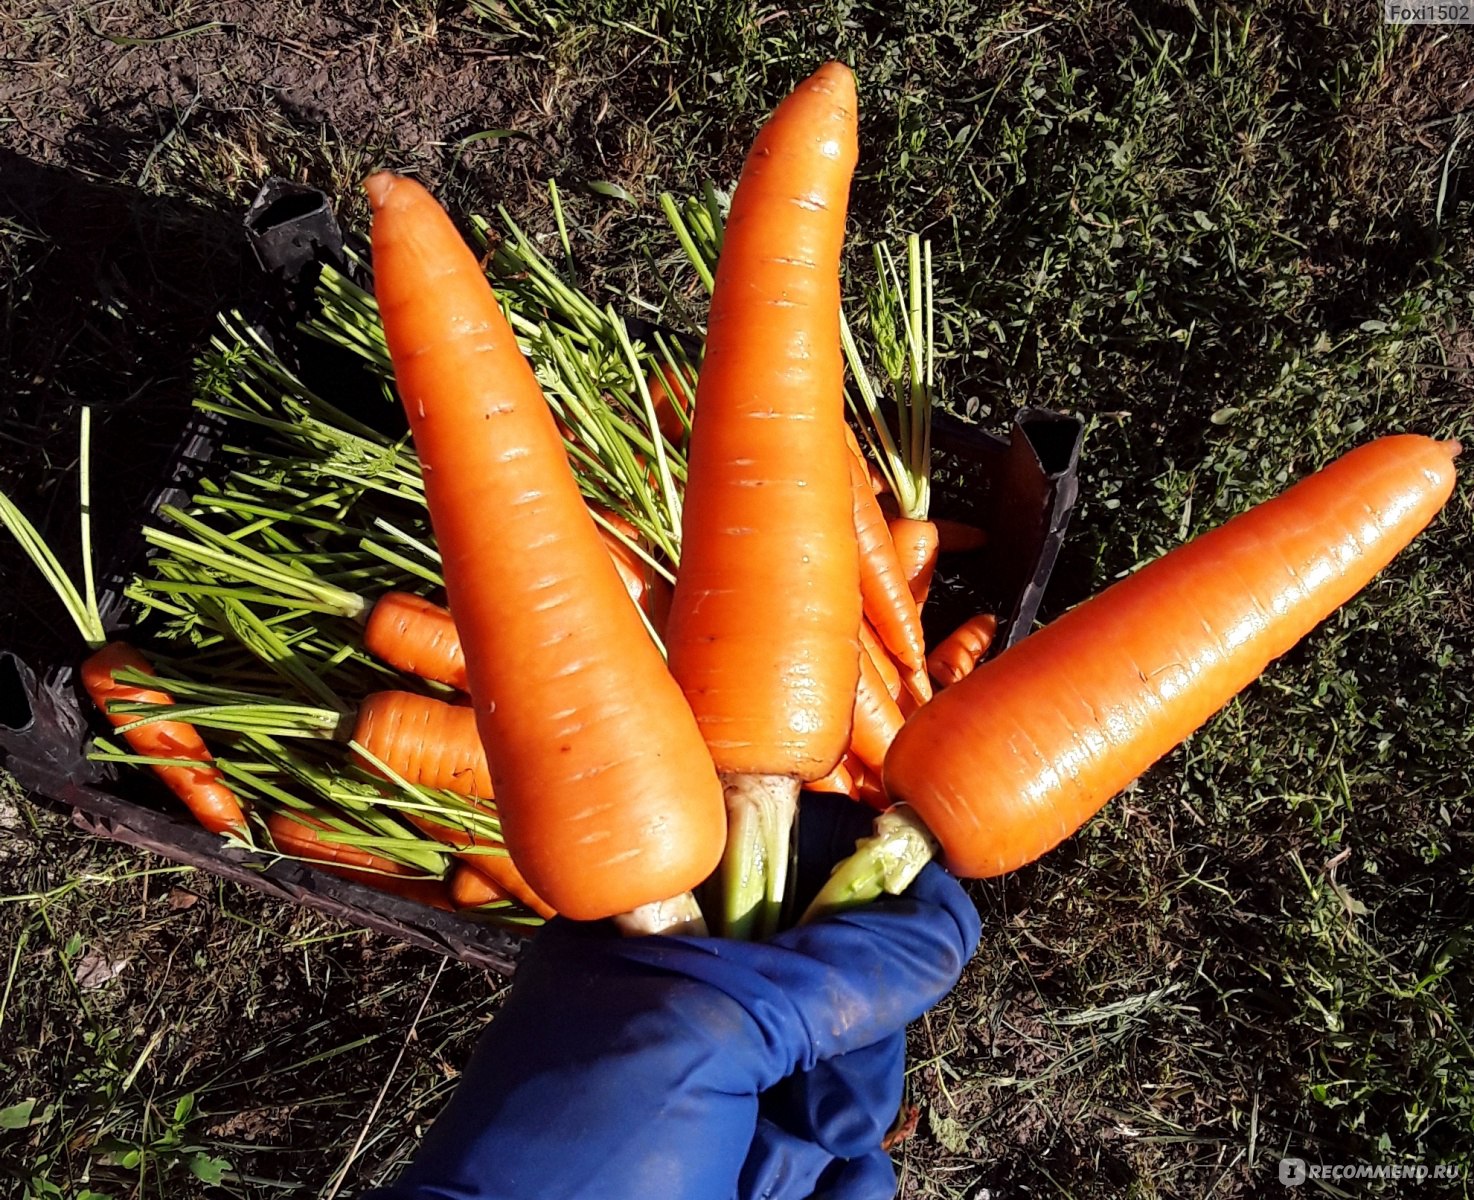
[2,1,1472,1196]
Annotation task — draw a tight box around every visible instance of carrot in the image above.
[647,361,695,444]
[934,518,987,554]
[806,759,857,798]
[898,659,933,710]
[265,809,452,909]
[450,861,509,908]
[806,436,1460,918]
[369,172,723,930]
[401,798,558,918]
[927,613,998,688]
[859,619,902,700]
[849,647,904,773]
[364,514,674,695]
[81,644,249,837]
[354,690,494,799]
[363,592,466,690]
[889,516,939,608]
[663,62,862,939]
[849,441,926,672]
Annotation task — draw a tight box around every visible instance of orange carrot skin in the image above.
[648,362,695,445]
[665,63,863,783]
[265,811,453,910]
[806,758,857,798]
[849,450,926,673]
[889,517,939,607]
[402,802,558,918]
[934,518,987,554]
[886,436,1459,879]
[369,174,724,921]
[450,861,509,908]
[849,648,905,772]
[859,619,902,700]
[364,592,467,690]
[81,643,247,837]
[354,691,494,799]
[927,613,998,688]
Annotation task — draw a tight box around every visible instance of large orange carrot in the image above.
[368,172,723,928]
[662,63,863,938]
[81,644,248,837]
[849,443,926,672]
[807,436,1459,919]
[265,810,452,909]
[927,613,998,688]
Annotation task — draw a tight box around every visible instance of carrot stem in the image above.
[718,774,799,940]
[799,806,938,923]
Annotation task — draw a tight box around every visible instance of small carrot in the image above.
[898,658,933,711]
[849,648,905,773]
[363,592,466,691]
[848,441,926,672]
[927,613,998,688]
[354,690,493,800]
[402,801,557,918]
[81,644,249,837]
[859,619,902,701]
[370,171,724,928]
[450,861,510,909]
[934,518,987,553]
[647,361,696,444]
[265,810,452,910]
[889,516,939,608]
[806,758,857,798]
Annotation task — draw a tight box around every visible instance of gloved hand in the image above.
[365,794,980,1200]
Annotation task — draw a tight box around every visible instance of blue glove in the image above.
[365,795,979,1200]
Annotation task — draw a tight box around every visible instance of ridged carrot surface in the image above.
[859,619,902,700]
[885,436,1459,878]
[927,613,998,688]
[664,62,863,783]
[850,647,904,772]
[81,643,247,837]
[363,592,466,690]
[849,444,926,672]
[354,690,493,800]
[889,517,938,607]
[368,173,724,921]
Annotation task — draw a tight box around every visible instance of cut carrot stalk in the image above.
[805,436,1461,920]
[934,517,987,553]
[664,63,863,940]
[927,613,998,688]
[369,171,723,931]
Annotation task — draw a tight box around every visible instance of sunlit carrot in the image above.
[354,690,493,800]
[889,516,939,608]
[265,810,452,909]
[859,619,902,701]
[849,647,904,773]
[849,441,926,672]
[927,613,998,688]
[369,171,723,930]
[807,435,1461,918]
[806,758,857,798]
[664,63,863,939]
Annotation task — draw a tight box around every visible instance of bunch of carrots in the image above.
[2,62,1459,942]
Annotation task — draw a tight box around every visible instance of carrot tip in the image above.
[364,172,398,210]
[1447,439,1463,459]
